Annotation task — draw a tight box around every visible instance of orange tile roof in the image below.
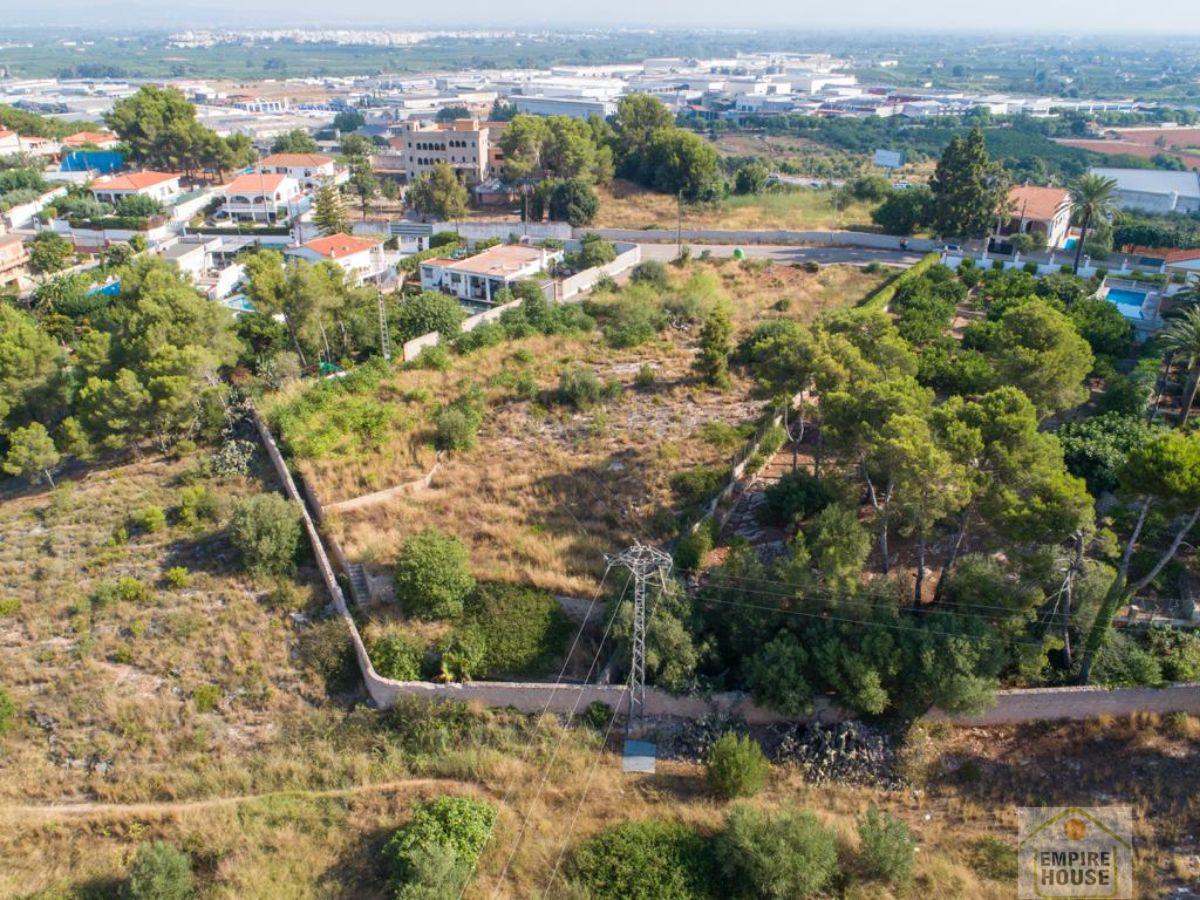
[0,129,15,140]
[63,131,117,146]
[258,153,335,168]
[300,233,381,259]
[92,171,180,191]
[425,244,546,277]
[222,172,292,194]
[1121,245,1200,263]
[1007,185,1072,222]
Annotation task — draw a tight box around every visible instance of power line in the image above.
[488,575,631,898]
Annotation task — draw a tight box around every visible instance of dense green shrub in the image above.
[629,260,671,291]
[435,407,477,451]
[1091,631,1163,687]
[130,505,166,534]
[229,493,302,577]
[743,631,814,716]
[715,804,838,899]
[393,291,467,342]
[674,522,714,573]
[393,529,475,620]
[601,288,668,348]
[384,795,496,894]
[465,582,572,677]
[559,366,603,409]
[568,819,718,900]
[1145,626,1200,682]
[127,842,194,900]
[856,804,916,885]
[706,732,769,799]
[177,484,219,528]
[296,618,360,694]
[435,624,488,681]
[761,469,833,525]
[0,686,15,735]
[669,465,730,508]
[371,632,426,681]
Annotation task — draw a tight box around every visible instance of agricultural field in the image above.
[262,260,887,597]
[595,179,881,232]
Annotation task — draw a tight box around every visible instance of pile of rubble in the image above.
[655,714,903,790]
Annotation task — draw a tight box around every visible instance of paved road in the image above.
[636,242,927,267]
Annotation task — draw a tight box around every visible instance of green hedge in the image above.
[857,252,941,311]
[465,581,572,677]
[399,240,466,274]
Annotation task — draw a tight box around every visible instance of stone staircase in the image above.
[346,563,370,606]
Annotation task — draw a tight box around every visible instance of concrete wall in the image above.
[559,243,641,300]
[583,227,941,252]
[432,220,573,242]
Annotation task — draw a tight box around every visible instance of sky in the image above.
[9,0,1200,34]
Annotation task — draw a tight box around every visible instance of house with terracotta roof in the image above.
[219,172,301,224]
[1120,245,1200,279]
[419,243,561,302]
[62,131,120,150]
[0,233,31,289]
[90,171,182,206]
[255,153,346,189]
[285,232,392,286]
[1001,185,1074,249]
[0,129,19,154]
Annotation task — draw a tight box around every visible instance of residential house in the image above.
[1090,167,1200,215]
[419,243,561,302]
[255,153,347,189]
[61,130,120,150]
[285,232,392,286]
[161,234,257,299]
[1002,185,1074,249]
[390,119,490,184]
[0,233,31,289]
[0,129,20,154]
[90,171,182,206]
[219,172,301,224]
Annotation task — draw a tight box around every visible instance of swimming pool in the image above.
[1107,288,1147,308]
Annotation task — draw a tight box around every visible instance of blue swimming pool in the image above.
[1108,287,1147,307]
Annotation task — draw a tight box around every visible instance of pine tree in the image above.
[695,305,733,388]
[313,183,350,235]
[929,126,1008,240]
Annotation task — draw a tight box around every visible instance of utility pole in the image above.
[676,191,683,260]
[378,290,391,362]
[606,542,673,729]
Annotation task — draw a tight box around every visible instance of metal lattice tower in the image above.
[378,291,392,362]
[606,543,673,726]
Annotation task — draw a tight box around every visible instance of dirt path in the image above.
[0,777,463,822]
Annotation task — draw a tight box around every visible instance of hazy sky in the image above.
[9,0,1200,33]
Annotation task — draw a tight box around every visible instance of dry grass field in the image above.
[265,261,886,596]
[0,452,332,807]
[4,711,1197,897]
[594,178,881,232]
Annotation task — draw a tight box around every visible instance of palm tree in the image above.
[1161,306,1200,422]
[1069,174,1119,274]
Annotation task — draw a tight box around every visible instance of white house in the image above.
[255,153,347,189]
[0,129,20,154]
[419,243,561,302]
[1090,167,1200,215]
[219,172,302,224]
[285,232,392,286]
[90,171,182,206]
[1003,185,1074,249]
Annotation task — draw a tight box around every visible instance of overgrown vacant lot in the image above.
[4,709,1196,898]
[266,261,885,596]
[0,452,330,805]
[595,178,880,232]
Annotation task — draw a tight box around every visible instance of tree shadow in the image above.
[315,824,395,900]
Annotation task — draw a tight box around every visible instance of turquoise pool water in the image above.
[223,295,255,313]
[1108,288,1147,306]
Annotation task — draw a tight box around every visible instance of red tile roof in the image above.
[300,233,381,259]
[258,153,335,168]
[92,171,181,191]
[1121,245,1200,263]
[222,172,292,194]
[1007,185,1072,222]
[63,131,118,146]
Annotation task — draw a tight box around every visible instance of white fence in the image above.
[584,227,942,252]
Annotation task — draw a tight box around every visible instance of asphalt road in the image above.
[635,242,927,267]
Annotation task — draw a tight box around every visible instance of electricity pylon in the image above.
[606,542,673,728]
